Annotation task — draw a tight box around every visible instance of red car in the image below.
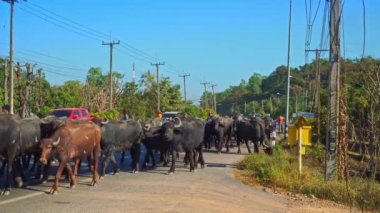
[50,108,92,120]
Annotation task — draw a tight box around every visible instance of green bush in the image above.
[240,150,380,211]
[91,109,120,120]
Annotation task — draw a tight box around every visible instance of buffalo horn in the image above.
[52,136,60,146]
[143,124,151,131]
[173,117,182,128]
[101,118,109,125]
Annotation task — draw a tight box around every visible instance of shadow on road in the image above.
[206,162,237,168]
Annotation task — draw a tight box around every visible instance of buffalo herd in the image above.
[0,114,274,196]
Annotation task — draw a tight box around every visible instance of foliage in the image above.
[239,149,380,211]
[91,109,120,120]
[36,106,53,118]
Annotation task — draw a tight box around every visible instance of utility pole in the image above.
[285,0,293,139]
[3,59,9,104]
[102,40,120,109]
[151,62,165,112]
[210,84,217,112]
[132,63,136,84]
[305,49,328,144]
[2,0,20,114]
[200,82,210,109]
[179,73,190,103]
[325,0,340,181]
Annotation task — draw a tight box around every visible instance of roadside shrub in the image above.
[239,150,380,211]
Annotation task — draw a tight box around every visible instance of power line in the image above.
[27,1,110,39]
[12,1,195,93]
[16,5,103,42]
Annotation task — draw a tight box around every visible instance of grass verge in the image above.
[236,145,380,212]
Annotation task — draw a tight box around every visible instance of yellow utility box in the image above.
[287,125,312,146]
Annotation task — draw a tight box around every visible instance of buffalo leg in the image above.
[131,144,140,173]
[109,154,120,174]
[41,161,51,183]
[3,152,18,195]
[0,160,6,176]
[161,149,169,166]
[142,150,149,169]
[73,158,80,176]
[253,140,259,153]
[197,145,205,169]
[51,159,67,195]
[64,163,76,188]
[237,137,242,154]
[91,149,100,186]
[244,140,252,153]
[119,151,126,165]
[184,152,189,167]
[188,151,195,172]
[193,150,199,168]
[168,149,177,174]
[149,149,156,167]
[101,155,110,177]
[13,158,25,188]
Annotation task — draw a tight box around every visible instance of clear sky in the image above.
[0,0,379,103]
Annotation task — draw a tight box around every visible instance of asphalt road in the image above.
[0,146,349,213]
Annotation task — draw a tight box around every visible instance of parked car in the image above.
[49,108,93,120]
[162,111,183,120]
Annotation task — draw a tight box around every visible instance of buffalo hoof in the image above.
[168,172,174,175]
[201,164,205,169]
[3,190,11,196]
[100,176,105,180]
[70,185,76,189]
[49,188,58,195]
[237,150,242,154]
[132,170,139,174]
[15,177,23,188]
[41,179,48,184]
[190,169,196,173]
[90,181,97,187]
[114,172,120,176]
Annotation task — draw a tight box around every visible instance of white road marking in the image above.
[0,177,93,206]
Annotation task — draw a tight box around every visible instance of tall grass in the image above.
[240,145,380,211]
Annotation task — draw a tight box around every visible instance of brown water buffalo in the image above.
[39,121,101,194]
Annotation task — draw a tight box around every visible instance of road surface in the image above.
[0,146,354,212]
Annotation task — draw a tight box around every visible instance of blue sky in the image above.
[0,0,379,103]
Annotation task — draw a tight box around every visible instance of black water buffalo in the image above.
[160,117,205,174]
[100,119,142,177]
[39,121,101,194]
[0,115,42,195]
[205,116,234,153]
[233,118,273,154]
[141,118,170,168]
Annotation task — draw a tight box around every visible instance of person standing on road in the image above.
[123,109,129,120]
[278,115,284,133]
[2,105,10,115]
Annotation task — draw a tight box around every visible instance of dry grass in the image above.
[236,145,380,211]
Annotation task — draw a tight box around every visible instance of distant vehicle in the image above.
[162,111,181,120]
[50,108,93,120]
